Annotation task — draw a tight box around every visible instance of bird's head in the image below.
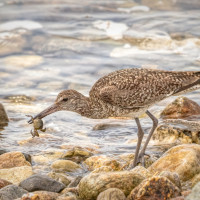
[28,89,88,124]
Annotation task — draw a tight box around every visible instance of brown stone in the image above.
[127,176,181,200]
[97,188,126,200]
[0,151,31,169]
[20,191,59,200]
[78,170,146,200]
[148,144,200,181]
[160,96,200,119]
[0,178,12,189]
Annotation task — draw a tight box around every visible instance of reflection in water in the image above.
[0,0,200,173]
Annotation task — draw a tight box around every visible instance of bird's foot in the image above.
[41,127,46,132]
[137,152,150,167]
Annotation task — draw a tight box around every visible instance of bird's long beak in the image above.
[28,103,59,124]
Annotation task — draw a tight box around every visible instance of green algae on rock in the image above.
[78,170,146,200]
[148,144,200,181]
[127,176,181,200]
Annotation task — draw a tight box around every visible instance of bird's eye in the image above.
[63,98,68,102]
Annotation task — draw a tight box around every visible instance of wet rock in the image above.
[192,173,200,187]
[0,185,28,200]
[186,182,200,200]
[91,166,114,173]
[19,174,65,192]
[148,144,200,181]
[92,123,123,130]
[4,95,35,104]
[20,191,59,200]
[0,179,12,189]
[48,172,71,186]
[51,160,81,172]
[84,155,121,171]
[67,176,82,188]
[0,103,9,127]
[97,188,126,200]
[127,176,181,200]
[0,150,7,155]
[158,171,181,189]
[62,146,93,163]
[0,166,33,184]
[0,151,31,169]
[78,170,145,200]
[160,97,200,119]
[152,125,200,144]
[4,55,43,68]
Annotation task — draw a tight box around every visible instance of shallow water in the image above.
[0,0,200,169]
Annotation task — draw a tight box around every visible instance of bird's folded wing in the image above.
[98,75,200,109]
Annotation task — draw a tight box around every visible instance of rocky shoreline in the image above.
[0,96,200,200]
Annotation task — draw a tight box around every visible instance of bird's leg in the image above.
[129,118,145,169]
[138,110,158,166]
[41,127,46,132]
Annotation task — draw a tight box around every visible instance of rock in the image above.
[152,125,200,144]
[0,179,12,189]
[127,176,181,200]
[0,103,9,128]
[20,191,59,200]
[0,185,28,200]
[158,171,181,189]
[91,166,114,173]
[48,172,71,186]
[57,195,77,200]
[148,144,200,181]
[0,150,7,155]
[78,170,146,200]
[92,123,123,130]
[84,155,121,171]
[0,151,31,169]
[62,146,93,163]
[19,174,65,192]
[186,182,200,200]
[51,160,81,172]
[97,188,126,200]
[192,173,200,187]
[0,166,33,184]
[60,187,79,199]
[130,166,152,178]
[67,176,82,188]
[160,97,200,119]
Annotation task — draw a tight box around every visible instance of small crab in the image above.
[26,115,46,137]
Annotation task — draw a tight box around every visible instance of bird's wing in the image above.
[93,70,200,109]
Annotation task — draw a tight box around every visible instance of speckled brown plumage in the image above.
[28,68,200,168]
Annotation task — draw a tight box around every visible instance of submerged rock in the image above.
[0,166,33,184]
[78,170,146,200]
[0,185,28,200]
[160,96,200,119]
[186,182,200,200]
[97,188,126,200]
[127,176,181,200]
[62,146,93,163]
[51,160,81,172]
[148,144,200,181]
[0,151,31,169]
[19,174,65,192]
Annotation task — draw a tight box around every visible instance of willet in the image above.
[28,68,200,167]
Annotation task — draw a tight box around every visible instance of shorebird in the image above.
[28,68,200,167]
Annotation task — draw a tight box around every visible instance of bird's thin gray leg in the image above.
[138,110,158,166]
[130,118,145,168]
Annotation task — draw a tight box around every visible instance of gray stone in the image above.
[0,185,28,200]
[19,174,65,192]
[186,182,200,200]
